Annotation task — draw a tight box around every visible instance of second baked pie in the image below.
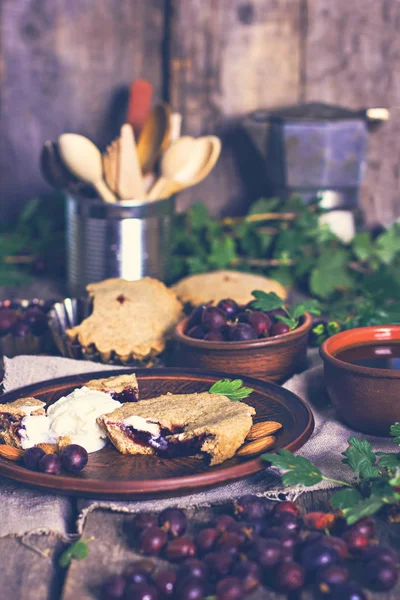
[66,277,182,363]
[172,270,287,306]
[98,392,255,465]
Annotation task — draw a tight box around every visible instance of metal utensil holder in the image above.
[66,194,176,296]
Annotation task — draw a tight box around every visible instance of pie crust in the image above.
[172,270,287,306]
[0,398,46,448]
[66,278,182,362]
[98,392,255,465]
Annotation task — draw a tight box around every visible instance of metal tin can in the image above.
[66,194,176,296]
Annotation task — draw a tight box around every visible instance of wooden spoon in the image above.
[164,135,222,196]
[148,136,221,200]
[147,136,196,200]
[137,102,171,174]
[40,141,90,195]
[58,134,117,203]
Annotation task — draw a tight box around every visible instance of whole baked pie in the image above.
[172,270,287,306]
[66,278,182,363]
[98,392,255,465]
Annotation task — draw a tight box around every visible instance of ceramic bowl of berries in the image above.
[173,291,318,382]
[0,299,57,358]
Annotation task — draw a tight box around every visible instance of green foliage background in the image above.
[172,197,400,327]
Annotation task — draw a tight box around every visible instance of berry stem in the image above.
[321,476,353,488]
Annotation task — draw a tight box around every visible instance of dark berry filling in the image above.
[0,413,24,439]
[121,423,207,459]
[111,387,139,403]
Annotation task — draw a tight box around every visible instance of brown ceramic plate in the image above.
[0,368,314,499]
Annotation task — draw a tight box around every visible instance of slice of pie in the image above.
[0,398,46,448]
[66,277,182,362]
[98,393,255,465]
[0,374,140,451]
[85,373,139,402]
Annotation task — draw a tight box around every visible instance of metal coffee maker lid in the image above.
[246,102,389,210]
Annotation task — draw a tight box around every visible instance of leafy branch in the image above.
[263,429,400,525]
[251,290,321,330]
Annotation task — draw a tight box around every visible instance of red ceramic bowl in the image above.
[320,325,400,436]
[171,313,313,383]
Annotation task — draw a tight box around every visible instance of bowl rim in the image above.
[320,325,400,379]
[174,311,313,349]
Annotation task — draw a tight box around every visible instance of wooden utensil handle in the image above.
[94,180,117,203]
[148,176,170,200]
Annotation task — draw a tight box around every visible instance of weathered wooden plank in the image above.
[169,0,302,217]
[304,0,400,226]
[0,0,164,222]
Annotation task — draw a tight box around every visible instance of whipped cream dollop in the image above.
[19,414,56,450]
[46,387,122,453]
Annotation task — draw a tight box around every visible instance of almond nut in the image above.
[237,435,276,457]
[246,421,283,440]
[36,443,57,454]
[0,445,24,461]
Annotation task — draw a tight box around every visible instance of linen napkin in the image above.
[1,354,398,537]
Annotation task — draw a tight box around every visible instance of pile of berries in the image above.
[23,444,88,475]
[185,299,292,342]
[0,300,55,338]
[101,496,399,599]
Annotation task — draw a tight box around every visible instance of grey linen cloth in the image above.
[1,354,397,537]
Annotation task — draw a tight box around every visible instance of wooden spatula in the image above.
[117,124,146,200]
[126,79,153,137]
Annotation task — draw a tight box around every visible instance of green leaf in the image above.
[188,202,212,230]
[59,538,92,568]
[390,423,400,445]
[326,321,341,336]
[264,449,323,487]
[251,290,285,311]
[342,496,384,525]
[208,379,253,401]
[376,452,400,472]
[208,237,237,269]
[375,223,400,265]
[248,197,280,215]
[330,488,362,509]
[352,232,375,262]
[310,249,354,299]
[370,479,400,502]
[342,436,380,480]
[389,469,400,487]
[272,268,295,287]
[275,314,297,329]
[291,300,321,320]
[186,256,209,275]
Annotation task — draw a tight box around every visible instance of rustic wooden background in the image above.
[1,0,399,225]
